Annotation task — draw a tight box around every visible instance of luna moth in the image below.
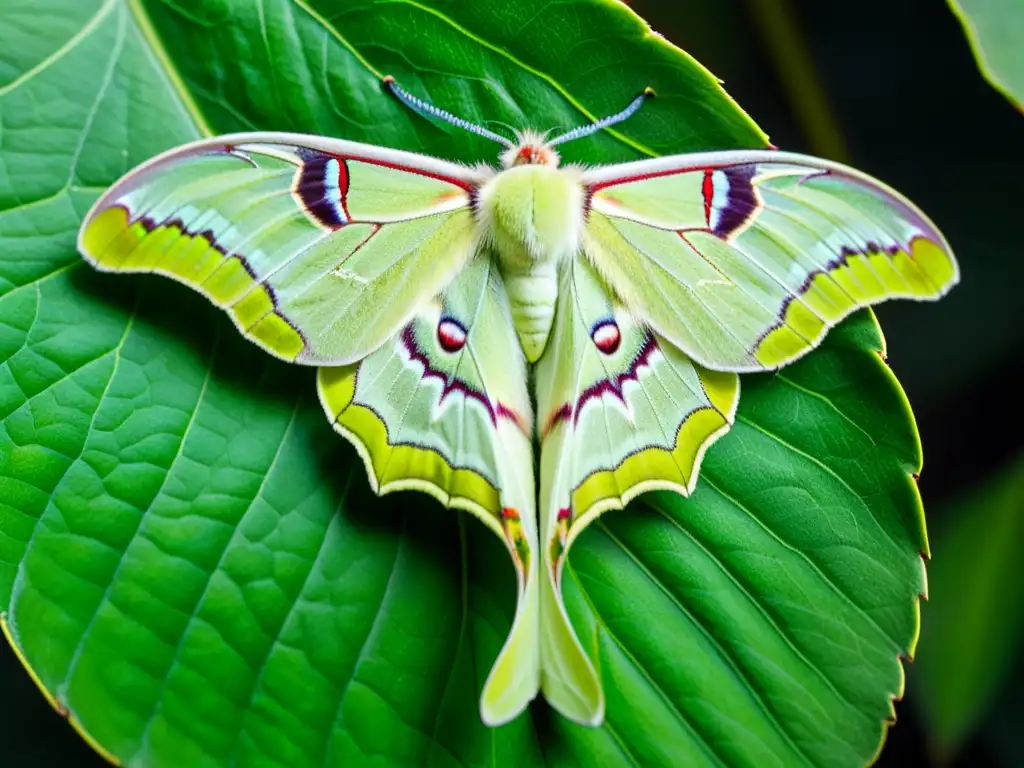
[76,77,958,728]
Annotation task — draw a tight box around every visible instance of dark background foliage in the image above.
[2,0,1021,765]
[634,1,1023,765]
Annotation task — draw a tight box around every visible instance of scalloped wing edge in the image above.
[537,347,741,727]
[566,366,740,554]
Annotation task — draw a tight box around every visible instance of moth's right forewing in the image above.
[581,150,958,373]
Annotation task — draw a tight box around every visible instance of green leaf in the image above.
[948,0,1024,110]
[912,454,1024,758]
[0,1,927,766]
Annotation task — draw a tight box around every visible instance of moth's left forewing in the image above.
[78,133,487,367]
[533,257,740,725]
[317,254,541,726]
[580,151,958,372]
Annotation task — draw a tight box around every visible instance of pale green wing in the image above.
[78,133,487,365]
[581,151,959,372]
[533,256,740,726]
[317,254,539,726]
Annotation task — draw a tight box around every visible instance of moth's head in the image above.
[501,131,560,169]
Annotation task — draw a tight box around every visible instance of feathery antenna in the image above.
[383,77,655,151]
[548,88,655,147]
[383,76,514,148]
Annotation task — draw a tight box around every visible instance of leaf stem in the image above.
[744,0,848,161]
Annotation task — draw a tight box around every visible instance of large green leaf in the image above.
[949,0,1024,110]
[0,0,929,765]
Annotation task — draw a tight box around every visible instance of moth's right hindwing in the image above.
[533,256,740,725]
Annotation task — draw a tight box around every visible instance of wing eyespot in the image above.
[437,317,468,352]
[590,320,621,355]
[293,149,350,230]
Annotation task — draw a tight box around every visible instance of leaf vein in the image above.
[594,521,816,768]
[647,495,866,726]
[564,556,729,768]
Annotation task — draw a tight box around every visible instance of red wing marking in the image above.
[294,149,473,230]
[496,403,528,432]
[590,320,621,354]
[293,150,350,230]
[702,169,714,226]
[502,507,530,570]
[331,225,381,277]
[709,165,760,239]
[437,317,468,352]
[540,332,658,439]
[400,326,528,435]
[343,154,476,192]
[678,231,731,279]
[589,162,765,241]
[588,165,711,193]
[540,403,572,440]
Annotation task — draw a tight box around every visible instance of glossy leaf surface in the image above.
[0,1,927,765]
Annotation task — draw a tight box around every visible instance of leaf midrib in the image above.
[564,553,728,768]
[129,0,214,136]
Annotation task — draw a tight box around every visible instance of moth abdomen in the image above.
[503,261,558,362]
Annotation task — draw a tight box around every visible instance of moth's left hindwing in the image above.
[533,257,740,725]
[78,133,486,365]
[318,255,541,726]
[78,135,543,724]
